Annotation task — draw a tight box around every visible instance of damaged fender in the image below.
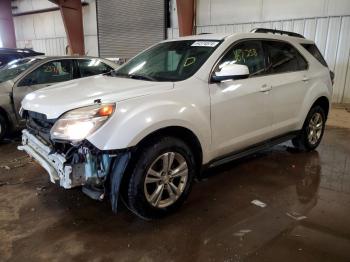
[109,152,131,213]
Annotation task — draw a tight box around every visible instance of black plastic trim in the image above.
[251,28,305,39]
[204,131,300,169]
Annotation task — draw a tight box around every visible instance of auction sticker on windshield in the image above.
[191,41,219,47]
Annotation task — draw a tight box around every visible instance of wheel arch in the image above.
[135,126,203,169]
[311,96,330,120]
[119,125,204,200]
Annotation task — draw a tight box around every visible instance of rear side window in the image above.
[301,44,328,67]
[264,41,308,74]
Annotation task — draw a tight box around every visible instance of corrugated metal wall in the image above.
[13,0,99,57]
[16,37,68,56]
[96,0,166,59]
[168,15,350,103]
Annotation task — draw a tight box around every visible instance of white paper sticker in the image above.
[191,41,219,47]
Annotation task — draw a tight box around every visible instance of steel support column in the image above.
[176,0,195,36]
[0,0,16,48]
[51,0,85,55]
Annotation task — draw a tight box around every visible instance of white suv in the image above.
[19,29,333,219]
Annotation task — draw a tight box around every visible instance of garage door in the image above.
[96,0,166,59]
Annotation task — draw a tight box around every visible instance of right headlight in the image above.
[50,103,115,142]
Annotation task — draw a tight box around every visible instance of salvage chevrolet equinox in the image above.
[19,29,333,219]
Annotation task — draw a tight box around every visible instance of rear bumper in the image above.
[18,129,75,189]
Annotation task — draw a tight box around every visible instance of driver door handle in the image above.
[260,84,272,92]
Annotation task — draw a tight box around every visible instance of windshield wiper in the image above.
[106,70,126,77]
[128,74,156,81]
[107,71,155,81]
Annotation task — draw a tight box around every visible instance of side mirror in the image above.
[212,64,249,83]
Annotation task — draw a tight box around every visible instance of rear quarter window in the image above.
[301,44,328,67]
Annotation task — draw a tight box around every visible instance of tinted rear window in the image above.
[0,54,22,67]
[301,44,328,67]
[264,41,308,74]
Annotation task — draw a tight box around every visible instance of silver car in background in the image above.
[0,56,117,139]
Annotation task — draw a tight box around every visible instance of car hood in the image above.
[21,75,173,119]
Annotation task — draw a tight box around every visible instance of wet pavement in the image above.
[0,127,350,262]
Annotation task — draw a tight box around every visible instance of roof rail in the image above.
[250,28,305,39]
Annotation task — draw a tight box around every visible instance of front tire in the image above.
[0,114,8,140]
[292,106,326,151]
[125,136,196,220]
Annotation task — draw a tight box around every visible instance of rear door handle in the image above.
[302,77,310,82]
[260,84,272,92]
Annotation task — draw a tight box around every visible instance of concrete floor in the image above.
[1,109,350,262]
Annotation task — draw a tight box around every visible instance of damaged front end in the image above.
[18,110,131,212]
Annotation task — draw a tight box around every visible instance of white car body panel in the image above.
[21,32,332,165]
[87,77,213,162]
[209,75,272,159]
[21,75,174,119]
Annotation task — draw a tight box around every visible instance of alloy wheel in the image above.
[144,152,188,208]
[307,112,323,145]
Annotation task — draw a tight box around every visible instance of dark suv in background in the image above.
[0,48,44,68]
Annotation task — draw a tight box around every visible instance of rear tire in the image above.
[125,136,196,220]
[292,106,326,151]
[0,114,8,140]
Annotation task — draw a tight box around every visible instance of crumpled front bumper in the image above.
[18,129,75,189]
[18,129,132,210]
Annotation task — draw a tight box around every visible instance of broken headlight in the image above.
[50,103,115,142]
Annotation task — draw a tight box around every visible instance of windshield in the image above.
[112,40,221,82]
[0,58,41,83]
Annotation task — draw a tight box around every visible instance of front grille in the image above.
[25,111,56,145]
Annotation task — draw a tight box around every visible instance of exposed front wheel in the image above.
[125,137,196,220]
[292,106,326,151]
